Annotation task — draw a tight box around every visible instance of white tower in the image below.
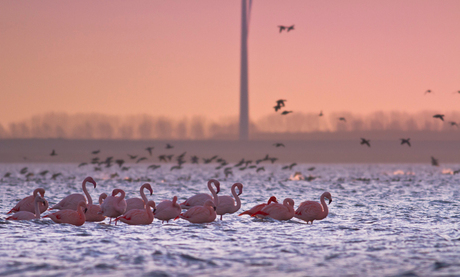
[239,0,251,140]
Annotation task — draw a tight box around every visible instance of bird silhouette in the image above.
[166,143,174,149]
[360,138,370,147]
[191,155,199,164]
[50,150,57,156]
[282,163,297,170]
[136,157,147,163]
[148,164,161,170]
[39,170,49,176]
[115,159,125,168]
[256,167,265,172]
[274,105,282,112]
[400,138,411,147]
[449,121,458,127]
[20,167,28,174]
[433,114,445,121]
[159,155,167,162]
[128,154,138,160]
[276,99,287,107]
[281,111,293,115]
[51,173,62,180]
[319,110,323,117]
[339,117,346,122]
[273,143,285,147]
[92,150,100,155]
[278,25,286,33]
[424,89,432,95]
[145,147,154,156]
[78,162,88,168]
[431,156,439,166]
[170,165,182,171]
[286,25,295,32]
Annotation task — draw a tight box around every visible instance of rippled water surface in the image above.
[1,163,460,277]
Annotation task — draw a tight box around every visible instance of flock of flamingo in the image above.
[5,177,332,226]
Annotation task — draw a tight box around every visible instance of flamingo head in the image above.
[204,200,216,211]
[112,189,123,196]
[235,183,243,196]
[323,192,332,204]
[142,183,153,195]
[99,193,108,204]
[209,179,221,194]
[34,188,46,197]
[268,196,278,204]
[147,200,156,211]
[284,198,295,207]
[84,176,97,188]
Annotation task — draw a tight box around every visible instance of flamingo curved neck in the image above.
[82,180,93,205]
[117,191,125,203]
[140,186,148,205]
[208,181,219,207]
[231,184,241,212]
[319,195,329,219]
[34,196,41,219]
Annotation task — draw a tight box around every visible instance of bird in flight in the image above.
[424,89,432,95]
[433,114,445,121]
[449,121,458,127]
[286,25,295,32]
[128,154,137,160]
[319,110,323,117]
[276,99,286,107]
[281,111,293,115]
[136,157,147,163]
[50,149,57,156]
[339,117,346,122]
[431,156,439,166]
[278,25,286,33]
[166,143,174,149]
[400,138,411,147]
[360,138,370,147]
[92,150,100,155]
[145,147,154,156]
[273,143,285,147]
[274,105,282,112]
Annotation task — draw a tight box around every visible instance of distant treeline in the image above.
[1,111,459,139]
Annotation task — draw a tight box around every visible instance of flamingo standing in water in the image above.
[44,200,87,226]
[115,200,156,225]
[85,193,107,222]
[6,195,46,220]
[294,192,332,224]
[49,177,96,210]
[180,179,220,209]
[216,183,243,220]
[177,200,216,223]
[154,196,181,223]
[100,189,127,224]
[251,198,295,221]
[7,188,49,214]
[124,183,153,213]
[239,196,278,216]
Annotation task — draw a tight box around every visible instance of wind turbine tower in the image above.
[239,0,251,140]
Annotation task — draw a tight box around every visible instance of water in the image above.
[1,163,460,276]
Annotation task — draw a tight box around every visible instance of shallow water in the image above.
[1,163,460,276]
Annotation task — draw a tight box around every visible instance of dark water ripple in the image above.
[1,163,460,276]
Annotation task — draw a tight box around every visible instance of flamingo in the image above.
[294,192,332,224]
[251,198,295,221]
[124,183,153,213]
[7,188,49,214]
[85,193,107,222]
[100,189,127,224]
[44,200,87,226]
[115,200,156,225]
[239,196,278,216]
[6,195,46,220]
[177,200,216,223]
[49,176,96,210]
[154,196,181,223]
[216,183,243,220]
[180,179,220,209]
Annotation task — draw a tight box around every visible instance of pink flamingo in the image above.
[294,192,332,224]
[180,179,220,209]
[239,196,278,216]
[99,189,127,224]
[44,200,87,226]
[124,183,153,213]
[251,198,295,221]
[49,177,96,210]
[216,183,243,220]
[177,199,216,223]
[154,196,181,223]
[6,195,46,220]
[7,188,49,214]
[115,200,156,225]
[85,193,107,222]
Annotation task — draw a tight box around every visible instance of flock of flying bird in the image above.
[5,177,332,226]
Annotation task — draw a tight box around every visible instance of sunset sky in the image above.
[1,0,459,127]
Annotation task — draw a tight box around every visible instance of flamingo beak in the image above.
[213,207,216,211]
[84,208,88,213]
[153,209,157,213]
[329,199,332,204]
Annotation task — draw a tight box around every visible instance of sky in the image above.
[1,0,460,127]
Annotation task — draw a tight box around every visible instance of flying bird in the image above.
[128,154,138,160]
[278,25,286,33]
[433,114,445,121]
[431,156,439,166]
[281,111,293,115]
[92,150,100,155]
[145,147,154,156]
[50,149,57,156]
[339,117,346,122]
[360,138,370,147]
[319,110,323,117]
[136,157,147,163]
[166,143,174,149]
[276,99,287,107]
[448,121,458,127]
[273,143,285,147]
[78,162,88,168]
[286,25,295,32]
[282,163,297,170]
[424,89,432,95]
[148,164,161,170]
[400,138,411,147]
[115,159,125,168]
[274,105,282,112]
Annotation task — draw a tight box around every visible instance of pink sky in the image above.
[1,0,459,126]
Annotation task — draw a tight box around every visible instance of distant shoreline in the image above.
[1,137,459,164]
